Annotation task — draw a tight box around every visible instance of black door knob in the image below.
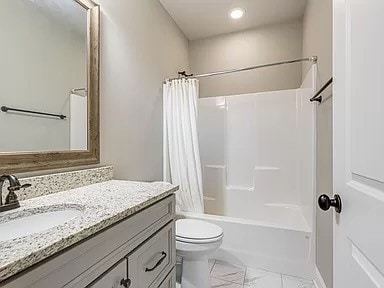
[318,194,342,213]
[120,278,131,288]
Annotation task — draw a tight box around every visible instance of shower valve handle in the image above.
[318,194,342,213]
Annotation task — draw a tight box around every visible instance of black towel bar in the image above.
[310,77,333,103]
[1,106,66,120]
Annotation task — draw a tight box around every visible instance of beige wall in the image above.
[302,0,333,287]
[189,20,303,98]
[94,0,189,181]
[302,1,333,85]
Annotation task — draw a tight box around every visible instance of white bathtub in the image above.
[178,206,314,279]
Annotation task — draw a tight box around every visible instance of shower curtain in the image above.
[163,79,204,213]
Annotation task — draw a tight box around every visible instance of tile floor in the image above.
[177,259,315,288]
[209,260,314,288]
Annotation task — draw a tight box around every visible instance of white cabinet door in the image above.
[334,0,384,287]
[88,259,128,288]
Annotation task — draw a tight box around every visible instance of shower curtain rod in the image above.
[165,56,317,83]
[71,88,87,94]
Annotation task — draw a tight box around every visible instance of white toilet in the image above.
[176,219,224,288]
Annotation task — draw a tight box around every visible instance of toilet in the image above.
[176,219,224,288]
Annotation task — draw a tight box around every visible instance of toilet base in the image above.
[181,255,210,288]
[176,219,223,288]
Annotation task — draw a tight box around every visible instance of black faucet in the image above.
[0,175,31,212]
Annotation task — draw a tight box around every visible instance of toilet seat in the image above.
[176,219,223,244]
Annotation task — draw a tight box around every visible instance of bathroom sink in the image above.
[0,205,84,242]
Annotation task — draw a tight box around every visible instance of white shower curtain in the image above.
[163,79,204,213]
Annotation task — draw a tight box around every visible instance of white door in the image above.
[334,0,384,287]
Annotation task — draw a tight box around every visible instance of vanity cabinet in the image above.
[2,195,176,288]
[157,269,176,288]
[88,259,127,288]
[89,223,175,288]
[127,223,174,288]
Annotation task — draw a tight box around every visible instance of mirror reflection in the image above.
[0,0,88,152]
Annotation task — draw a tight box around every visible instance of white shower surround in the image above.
[179,66,317,279]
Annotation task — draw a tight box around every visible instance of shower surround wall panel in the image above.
[226,90,300,214]
[199,97,227,215]
[297,65,317,226]
[195,66,316,278]
[198,89,314,229]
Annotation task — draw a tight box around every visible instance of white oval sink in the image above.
[0,206,83,242]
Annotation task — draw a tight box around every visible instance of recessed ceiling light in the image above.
[229,8,245,19]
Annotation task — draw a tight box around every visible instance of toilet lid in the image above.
[176,219,223,242]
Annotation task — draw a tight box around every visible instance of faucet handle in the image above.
[7,182,31,191]
[21,183,32,189]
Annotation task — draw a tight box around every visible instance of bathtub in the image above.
[178,205,314,279]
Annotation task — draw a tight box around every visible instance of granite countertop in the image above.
[0,180,178,282]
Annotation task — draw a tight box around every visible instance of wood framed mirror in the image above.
[0,0,100,173]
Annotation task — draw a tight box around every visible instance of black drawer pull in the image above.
[145,251,167,272]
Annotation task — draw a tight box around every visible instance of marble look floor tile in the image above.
[211,277,243,288]
[209,259,216,273]
[244,267,282,288]
[211,260,246,285]
[282,275,314,288]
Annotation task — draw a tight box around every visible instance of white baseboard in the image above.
[314,267,327,288]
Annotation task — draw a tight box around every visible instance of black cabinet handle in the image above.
[318,194,342,213]
[145,252,167,272]
[120,278,131,288]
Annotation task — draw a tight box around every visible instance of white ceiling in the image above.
[159,0,307,40]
